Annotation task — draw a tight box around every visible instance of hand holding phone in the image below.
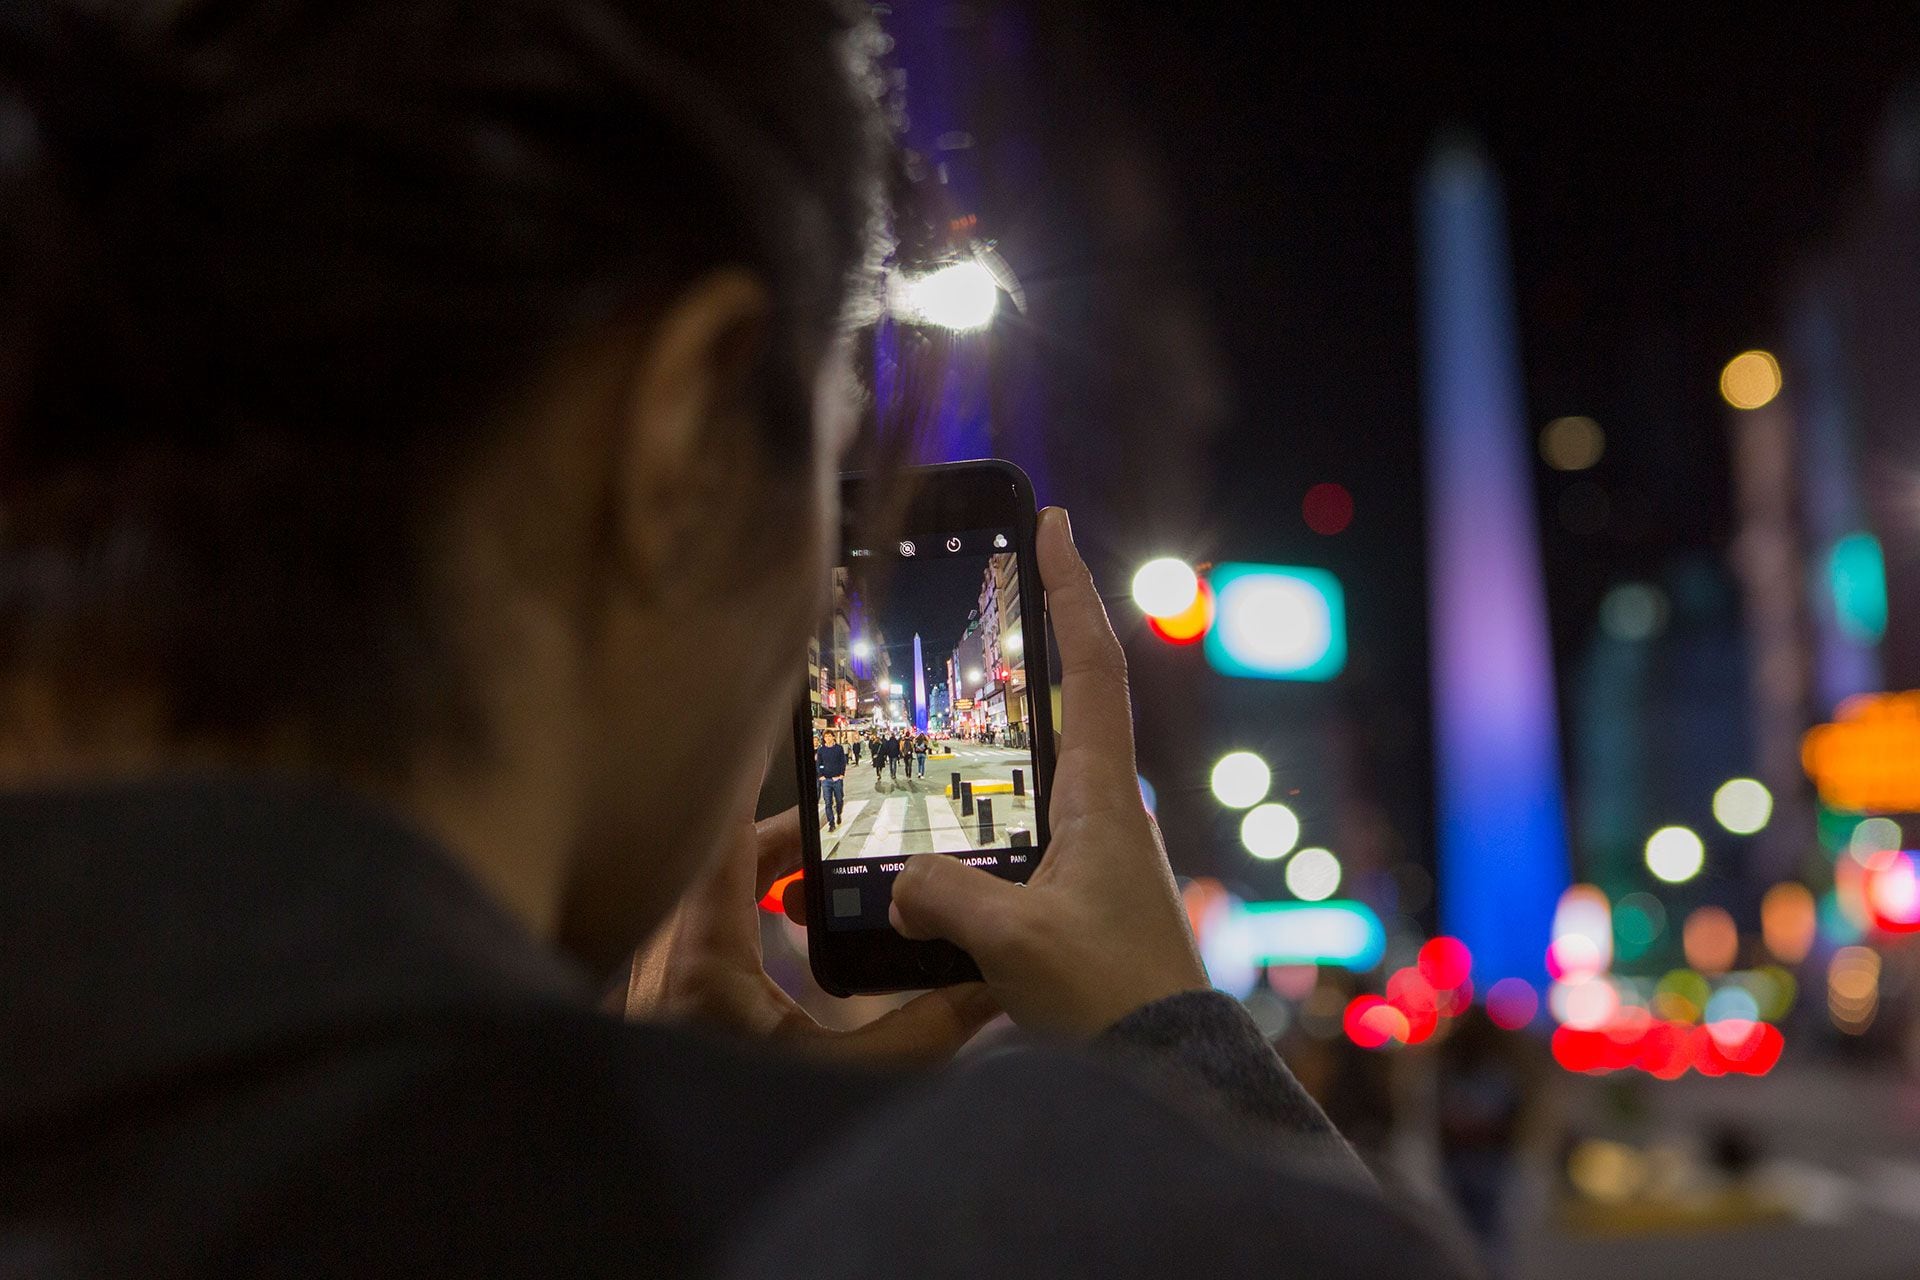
[888,508,1210,1038]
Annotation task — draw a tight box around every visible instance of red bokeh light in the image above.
[1386,968,1440,1044]
[1146,579,1214,645]
[1302,482,1355,536]
[1344,995,1409,1049]
[1552,1015,1782,1079]
[1863,852,1920,934]
[1486,977,1538,1030]
[1417,936,1473,990]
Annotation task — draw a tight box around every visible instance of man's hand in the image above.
[624,807,998,1066]
[888,507,1212,1038]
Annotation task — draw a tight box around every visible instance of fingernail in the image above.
[1045,506,1073,545]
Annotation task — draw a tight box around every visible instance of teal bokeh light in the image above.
[1829,531,1887,646]
[1202,563,1347,681]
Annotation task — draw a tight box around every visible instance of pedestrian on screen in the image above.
[0,4,1475,1277]
[914,734,930,778]
[871,732,888,790]
[817,732,847,831]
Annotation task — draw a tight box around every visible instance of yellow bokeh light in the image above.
[1719,350,1782,410]
[1539,416,1605,471]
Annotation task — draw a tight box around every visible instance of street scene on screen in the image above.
[808,543,1038,859]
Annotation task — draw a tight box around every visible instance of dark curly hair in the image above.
[0,0,911,769]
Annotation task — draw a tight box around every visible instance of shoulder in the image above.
[206,1007,909,1274]
[719,1045,1476,1279]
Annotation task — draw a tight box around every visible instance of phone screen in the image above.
[807,525,1043,932]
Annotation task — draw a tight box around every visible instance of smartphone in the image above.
[792,459,1056,994]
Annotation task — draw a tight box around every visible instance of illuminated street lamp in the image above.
[892,259,999,332]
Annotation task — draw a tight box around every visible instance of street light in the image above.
[852,639,873,660]
[892,259,999,332]
[966,669,982,683]
[1004,630,1022,655]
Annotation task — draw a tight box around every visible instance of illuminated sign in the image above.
[1233,900,1385,969]
[954,699,975,710]
[1802,691,1920,813]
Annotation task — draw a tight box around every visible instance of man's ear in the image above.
[612,270,773,589]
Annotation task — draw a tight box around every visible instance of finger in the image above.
[781,874,808,926]
[828,983,1000,1066]
[889,853,1027,955]
[1035,507,1136,777]
[753,808,804,898]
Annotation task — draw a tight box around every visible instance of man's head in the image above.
[822,732,837,746]
[0,0,900,968]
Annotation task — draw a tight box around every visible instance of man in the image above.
[0,2,1474,1277]
[817,731,847,831]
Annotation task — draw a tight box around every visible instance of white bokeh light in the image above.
[1285,847,1341,901]
[1240,803,1301,861]
[1209,752,1272,809]
[1711,778,1772,836]
[1132,558,1200,617]
[1645,825,1706,884]
[1214,575,1333,673]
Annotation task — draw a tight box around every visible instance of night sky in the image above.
[854,548,1001,695]
[1091,4,1920,655]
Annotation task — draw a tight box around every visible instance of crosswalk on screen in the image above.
[808,526,1041,931]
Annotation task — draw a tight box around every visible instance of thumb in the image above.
[888,854,1026,954]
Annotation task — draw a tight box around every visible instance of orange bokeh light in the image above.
[1146,579,1215,644]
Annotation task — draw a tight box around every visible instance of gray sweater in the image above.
[0,779,1476,1277]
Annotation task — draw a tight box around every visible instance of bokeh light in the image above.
[1600,582,1669,643]
[1645,825,1705,883]
[1487,977,1539,1029]
[1761,882,1816,964]
[1828,946,1880,1034]
[1550,975,1620,1030]
[1568,1140,1645,1203]
[1418,936,1473,991]
[1682,905,1738,974]
[1285,847,1342,900]
[1864,851,1920,933]
[1612,892,1667,961]
[1386,967,1440,1044]
[1549,884,1613,980]
[1137,774,1157,815]
[1204,563,1346,681]
[1703,985,1759,1024]
[1240,802,1301,861]
[1209,751,1271,808]
[1145,579,1214,644]
[1344,995,1409,1049]
[1301,482,1355,535]
[1132,557,1200,617]
[1711,777,1772,835]
[1849,816,1903,863]
[1719,349,1782,410]
[1539,415,1605,470]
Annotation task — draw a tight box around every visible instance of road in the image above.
[823,741,1037,859]
[1510,1061,1920,1280]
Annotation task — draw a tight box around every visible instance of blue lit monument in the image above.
[1418,137,1572,993]
[912,634,929,733]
